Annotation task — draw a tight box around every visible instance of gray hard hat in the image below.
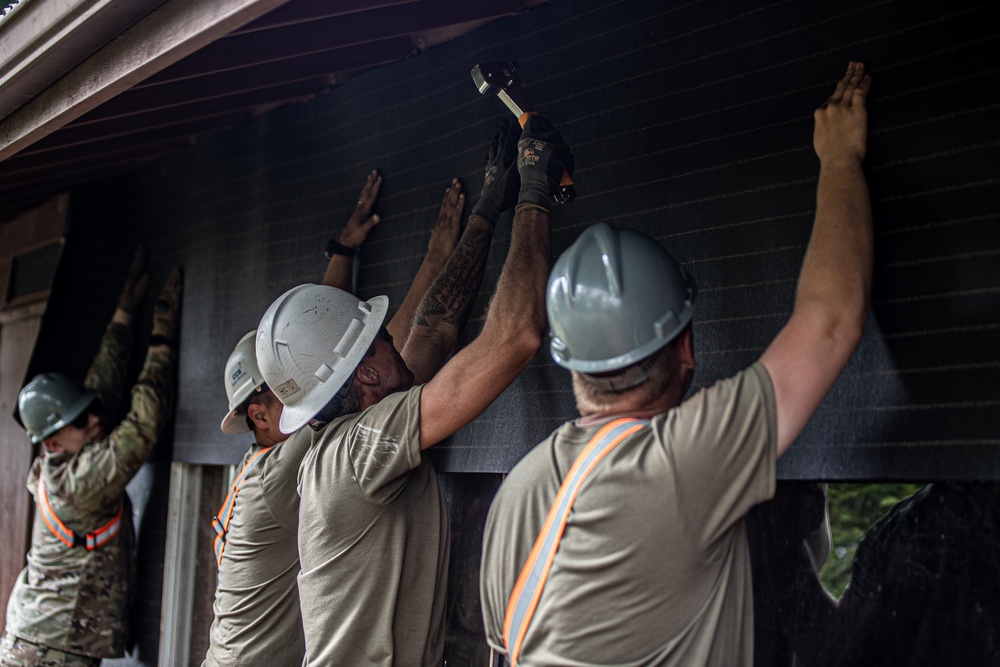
[547,223,696,373]
[17,373,96,444]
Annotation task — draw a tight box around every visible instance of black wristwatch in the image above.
[325,239,358,259]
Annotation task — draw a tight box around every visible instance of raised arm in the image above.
[400,119,522,384]
[760,62,874,458]
[321,169,383,290]
[70,268,181,503]
[85,245,149,416]
[417,115,572,449]
[110,244,149,328]
[385,179,463,349]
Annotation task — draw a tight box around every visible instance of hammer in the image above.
[471,61,576,204]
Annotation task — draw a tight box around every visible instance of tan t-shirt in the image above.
[297,386,449,666]
[480,363,777,667]
[202,432,310,667]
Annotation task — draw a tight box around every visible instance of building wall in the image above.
[19,0,1000,663]
[48,0,996,479]
[0,194,68,635]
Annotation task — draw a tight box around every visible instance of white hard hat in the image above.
[220,330,264,434]
[256,284,388,434]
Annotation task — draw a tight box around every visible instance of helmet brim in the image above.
[220,407,252,435]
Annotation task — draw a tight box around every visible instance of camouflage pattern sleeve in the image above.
[63,348,174,508]
[6,345,172,658]
[83,321,133,419]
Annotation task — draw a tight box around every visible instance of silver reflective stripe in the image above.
[37,477,123,551]
[503,418,647,665]
[86,515,122,549]
[37,478,77,547]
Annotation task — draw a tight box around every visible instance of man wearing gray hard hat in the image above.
[2,250,182,667]
[480,62,874,666]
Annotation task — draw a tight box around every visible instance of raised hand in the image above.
[339,169,383,249]
[471,119,521,227]
[516,114,574,211]
[151,267,183,343]
[116,246,150,316]
[814,61,872,164]
[429,179,463,260]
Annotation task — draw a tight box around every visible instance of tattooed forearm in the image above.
[414,221,492,328]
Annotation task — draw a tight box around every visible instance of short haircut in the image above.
[571,325,690,414]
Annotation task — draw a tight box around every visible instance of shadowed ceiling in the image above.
[0,0,544,222]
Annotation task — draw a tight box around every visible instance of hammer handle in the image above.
[518,112,576,204]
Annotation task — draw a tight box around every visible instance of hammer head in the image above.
[471,61,535,118]
[471,60,576,205]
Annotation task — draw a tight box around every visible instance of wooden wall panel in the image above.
[0,311,41,635]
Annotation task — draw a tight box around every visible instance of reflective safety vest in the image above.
[503,418,648,666]
[36,476,124,551]
[212,446,272,566]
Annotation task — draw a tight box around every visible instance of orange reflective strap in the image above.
[36,477,124,551]
[502,418,647,666]
[37,477,75,548]
[212,446,272,566]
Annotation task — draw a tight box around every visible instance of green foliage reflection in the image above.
[820,483,924,598]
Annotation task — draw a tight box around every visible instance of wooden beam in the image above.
[0,0,164,119]
[142,0,526,84]
[157,462,204,667]
[0,0,293,163]
[77,37,411,124]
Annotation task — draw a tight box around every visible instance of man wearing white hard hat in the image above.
[256,116,573,665]
[202,173,463,667]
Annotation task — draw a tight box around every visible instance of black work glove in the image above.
[151,267,183,345]
[470,119,521,227]
[116,246,150,316]
[516,115,574,211]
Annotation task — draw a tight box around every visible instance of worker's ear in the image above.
[246,403,269,430]
[41,437,60,454]
[355,360,379,386]
[676,327,695,372]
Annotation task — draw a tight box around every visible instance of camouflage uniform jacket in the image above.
[4,321,175,659]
